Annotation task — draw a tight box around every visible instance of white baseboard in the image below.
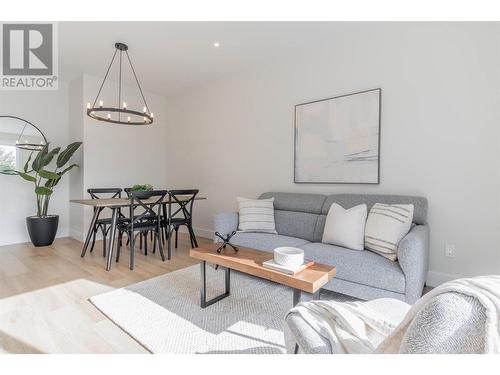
[426,271,460,287]
[193,227,214,239]
[69,229,85,242]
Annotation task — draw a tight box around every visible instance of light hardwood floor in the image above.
[0,234,209,354]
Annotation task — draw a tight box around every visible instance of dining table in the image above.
[70,195,206,271]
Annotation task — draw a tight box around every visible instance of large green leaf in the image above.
[38,169,60,180]
[45,177,60,187]
[35,186,53,195]
[18,171,36,182]
[56,142,82,168]
[42,147,61,168]
[32,143,49,172]
[24,151,34,173]
[58,163,78,176]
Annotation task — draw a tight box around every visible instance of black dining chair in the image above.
[165,189,199,255]
[123,187,157,253]
[116,190,168,270]
[86,188,124,257]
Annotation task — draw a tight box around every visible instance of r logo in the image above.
[2,24,53,76]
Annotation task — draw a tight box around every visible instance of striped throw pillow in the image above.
[364,203,414,261]
[237,197,277,234]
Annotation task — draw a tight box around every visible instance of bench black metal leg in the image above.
[200,261,230,308]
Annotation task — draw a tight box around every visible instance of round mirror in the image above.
[0,116,47,174]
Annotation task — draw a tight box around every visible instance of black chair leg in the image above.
[157,230,166,261]
[153,231,157,254]
[116,231,122,263]
[175,227,179,249]
[189,224,199,248]
[139,231,143,249]
[130,231,135,270]
[102,224,107,257]
[144,232,148,256]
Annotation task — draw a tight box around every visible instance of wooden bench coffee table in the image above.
[190,244,336,308]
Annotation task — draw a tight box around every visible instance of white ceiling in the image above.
[59,22,339,96]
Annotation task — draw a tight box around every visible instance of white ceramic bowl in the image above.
[274,247,304,268]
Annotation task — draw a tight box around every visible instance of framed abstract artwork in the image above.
[294,88,381,184]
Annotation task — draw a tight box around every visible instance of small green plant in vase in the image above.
[130,184,154,199]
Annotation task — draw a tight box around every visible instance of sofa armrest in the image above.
[213,212,239,242]
[397,224,430,304]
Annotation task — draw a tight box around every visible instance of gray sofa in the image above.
[213,192,429,304]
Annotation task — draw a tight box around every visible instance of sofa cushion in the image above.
[259,192,326,214]
[322,203,367,251]
[299,242,406,293]
[237,197,277,234]
[274,210,319,242]
[231,232,310,252]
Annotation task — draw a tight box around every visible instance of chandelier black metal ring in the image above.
[86,42,154,125]
[0,115,48,151]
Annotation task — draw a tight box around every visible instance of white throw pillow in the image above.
[364,203,415,261]
[322,203,368,251]
[237,197,277,234]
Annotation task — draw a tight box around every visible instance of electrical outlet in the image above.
[445,244,456,258]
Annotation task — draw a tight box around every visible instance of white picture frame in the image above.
[294,88,381,184]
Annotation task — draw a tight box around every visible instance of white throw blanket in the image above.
[287,299,400,353]
[288,276,500,354]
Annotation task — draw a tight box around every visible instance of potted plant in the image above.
[130,184,154,199]
[1,142,82,246]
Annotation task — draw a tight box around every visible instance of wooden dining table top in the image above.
[70,195,206,208]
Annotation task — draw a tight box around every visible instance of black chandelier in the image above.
[86,43,153,125]
[11,116,48,151]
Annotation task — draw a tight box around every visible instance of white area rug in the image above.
[90,265,355,354]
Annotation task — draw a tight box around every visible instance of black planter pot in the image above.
[26,215,59,247]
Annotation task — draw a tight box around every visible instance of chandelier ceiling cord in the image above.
[86,43,154,125]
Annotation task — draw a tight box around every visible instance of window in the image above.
[0,144,16,172]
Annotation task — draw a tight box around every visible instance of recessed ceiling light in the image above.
[213,42,220,48]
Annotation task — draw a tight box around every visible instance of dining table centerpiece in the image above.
[129,184,154,199]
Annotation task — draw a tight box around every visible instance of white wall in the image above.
[68,76,85,240]
[68,74,170,239]
[165,23,500,284]
[0,84,70,245]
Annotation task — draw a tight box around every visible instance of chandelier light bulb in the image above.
[16,140,19,144]
[99,100,104,108]
[151,112,154,118]
[143,106,147,113]
[107,114,111,120]
[86,103,91,109]
[127,116,131,123]
[123,102,127,109]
